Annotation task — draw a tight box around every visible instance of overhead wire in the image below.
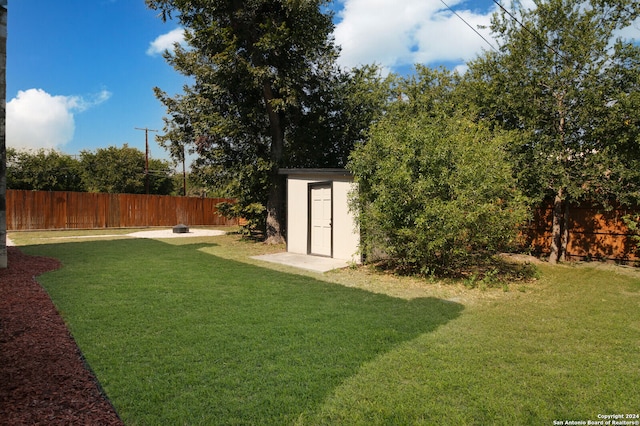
[490,0,569,62]
[439,0,570,62]
[438,0,499,53]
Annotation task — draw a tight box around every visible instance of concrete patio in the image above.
[251,252,350,273]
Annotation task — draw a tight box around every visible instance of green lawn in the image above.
[15,231,640,425]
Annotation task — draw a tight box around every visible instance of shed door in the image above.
[309,183,332,257]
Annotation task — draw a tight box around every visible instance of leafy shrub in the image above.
[349,113,529,276]
[216,201,266,238]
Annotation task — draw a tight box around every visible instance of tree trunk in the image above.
[549,89,568,265]
[548,189,564,264]
[0,1,7,269]
[265,171,285,244]
[560,201,570,262]
[262,81,286,244]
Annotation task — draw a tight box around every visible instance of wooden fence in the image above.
[521,203,640,263]
[6,190,239,230]
[7,190,640,263]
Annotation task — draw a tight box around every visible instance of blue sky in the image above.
[8,0,183,158]
[7,0,640,160]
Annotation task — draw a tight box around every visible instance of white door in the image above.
[310,184,332,257]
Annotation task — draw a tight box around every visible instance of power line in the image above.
[439,0,499,54]
[490,0,568,62]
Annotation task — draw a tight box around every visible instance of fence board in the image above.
[521,203,640,263]
[7,190,238,230]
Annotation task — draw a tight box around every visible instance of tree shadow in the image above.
[20,238,464,424]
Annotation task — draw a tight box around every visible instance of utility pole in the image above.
[135,127,158,194]
[182,145,187,196]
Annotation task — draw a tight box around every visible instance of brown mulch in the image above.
[0,247,123,425]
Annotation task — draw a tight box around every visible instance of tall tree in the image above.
[146,0,344,243]
[281,64,388,168]
[80,145,174,195]
[7,148,84,191]
[464,0,640,263]
[0,0,7,269]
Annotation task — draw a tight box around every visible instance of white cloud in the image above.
[333,0,640,74]
[147,28,186,56]
[334,0,497,73]
[68,89,112,113]
[7,88,112,151]
[411,7,497,64]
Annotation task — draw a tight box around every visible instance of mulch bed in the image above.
[0,247,123,425]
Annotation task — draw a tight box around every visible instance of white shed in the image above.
[280,169,361,263]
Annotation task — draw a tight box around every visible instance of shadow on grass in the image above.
[22,239,464,425]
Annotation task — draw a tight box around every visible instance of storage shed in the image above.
[280,169,361,263]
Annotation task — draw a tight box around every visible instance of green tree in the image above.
[147,157,176,195]
[283,64,389,168]
[147,0,380,242]
[80,145,174,195]
[6,148,84,191]
[349,68,528,275]
[463,0,640,262]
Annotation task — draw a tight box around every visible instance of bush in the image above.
[217,201,266,238]
[349,113,529,276]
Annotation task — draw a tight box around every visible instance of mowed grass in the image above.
[16,232,640,425]
[306,263,640,424]
[18,237,462,425]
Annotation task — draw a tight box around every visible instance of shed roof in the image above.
[278,168,352,178]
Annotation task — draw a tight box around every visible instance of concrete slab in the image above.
[127,229,226,239]
[251,252,350,273]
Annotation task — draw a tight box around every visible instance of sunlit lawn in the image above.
[13,230,640,425]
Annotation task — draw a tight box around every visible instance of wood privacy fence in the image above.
[7,190,640,263]
[6,190,239,230]
[521,203,640,263]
